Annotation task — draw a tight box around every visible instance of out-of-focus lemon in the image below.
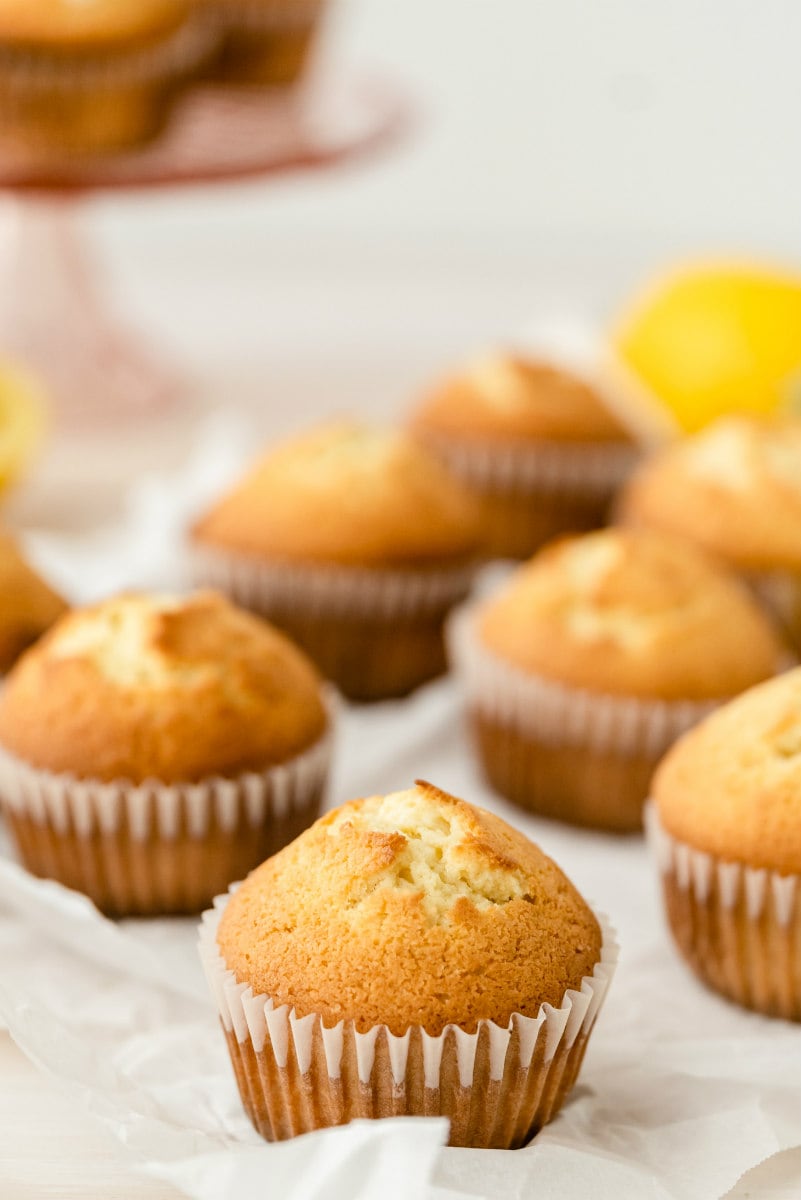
[0,361,47,492]
[611,262,801,434]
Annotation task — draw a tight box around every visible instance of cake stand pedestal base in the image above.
[0,196,181,426]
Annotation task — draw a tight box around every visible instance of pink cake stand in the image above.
[0,73,407,424]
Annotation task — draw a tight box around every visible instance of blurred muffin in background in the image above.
[0,591,333,916]
[190,421,484,701]
[619,416,801,652]
[199,0,323,86]
[0,531,66,671]
[448,528,786,832]
[0,0,211,155]
[650,668,801,1020]
[410,352,639,560]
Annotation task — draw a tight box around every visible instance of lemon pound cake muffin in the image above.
[191,422,484,701]
[0,531,66,671]
[619,416,801,652]
[0,0,210,155]
[410,352,638,559]
[200,781,616,1147]
[0,591,333,916]
[650,668,801,1020]
[449,529,785,832]
[201,0,323,86]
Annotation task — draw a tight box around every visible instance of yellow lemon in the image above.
[611,261,801,434]
[0,361,47,492]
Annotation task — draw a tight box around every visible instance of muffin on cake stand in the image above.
[0,72,407,425]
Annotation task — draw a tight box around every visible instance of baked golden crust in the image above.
[478,529,783,701]
[654,668,801,874]
[411,354,631,444]
[619,416,801,571]
[0,591,327,783]
[0,532,66,672]
[0,0,191,52]
[217,781,602,1036]
[192,421,484,567]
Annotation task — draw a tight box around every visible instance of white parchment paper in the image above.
[0,417,800,1200]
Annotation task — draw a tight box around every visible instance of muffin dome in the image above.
[478,529,784,701]
[412,353,630,443]
[654,668,801,875]
[0,0,192,49]
[217,780,601,1035]
[0,532,66,672]
[620,416,801,572]
[0,590,327,783]
[193,421,484,568]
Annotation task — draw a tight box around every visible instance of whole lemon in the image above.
[0,361,47,492]
[612,262,801,433]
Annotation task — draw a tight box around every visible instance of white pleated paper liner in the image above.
[646,803,799,927]
[416,431,638,498]
[201,0,324,35]
[646,802,801,1020]
[749,569,801,653]
[447,605,719,758]
[0,686,337,840]
[188,543,478,621]
[199,888,618,1145]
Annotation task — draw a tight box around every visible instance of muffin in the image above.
[410,352,639,559]
[190,421,484,702]
[0,0,211,155]
[619,416,801,652]
[200,781,616,1147]
[200,0,323,86]
[449,529,785,832]
[0,590,333,916]
[0,531,66,671]
[649,668,801,1020]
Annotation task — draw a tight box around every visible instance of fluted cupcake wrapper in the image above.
[189,549,478,701]
[447,607,721,831]
[201,0,324,35]
[199,893,617,1148]
[189,546,477,620]
[448,606,718,753]
[646,804,801,1021]
[0,690,336,916]
[749,569,801,656]
[418,432,637,497]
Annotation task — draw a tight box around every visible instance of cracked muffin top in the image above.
[654,667,801,874]
[192,421,484,568]
[0,531,67,674]
[216,781,602,1035]
[477,528,784,700]
[619,416,801,571]
[0,590,327,783]
[411,352,631,444]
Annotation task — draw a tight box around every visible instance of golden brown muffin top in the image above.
[0,590,327,783]
[411,353,631,444]
[0,532,67,673]
[193,421,484,568]
[619,416,801,571]
[654,667,801,874]
[218,782,601,1036]
[0,0,190,52]
[478,529,784,701]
